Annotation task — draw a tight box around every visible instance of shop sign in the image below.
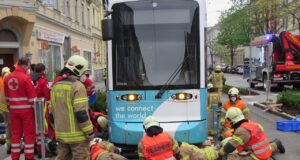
[37,29,65,44]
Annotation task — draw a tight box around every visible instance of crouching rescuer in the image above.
[219,108,285,160]
[50,55,94,160]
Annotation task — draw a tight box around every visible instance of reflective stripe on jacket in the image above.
[4,67,36,113]
[211,72,224,88]
[237,121,272,160]
[50,77,93,143]
[141,132,175,160]
[207,92,220,112]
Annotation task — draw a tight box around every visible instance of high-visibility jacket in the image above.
[211,72,224,89]
[140,132,175,160]
[207,92,220,112]
[237,121,272,160]
[50,76,93,143]
[4,67,36,113]
[0,72,10,112]
[179,142,218,160]
[222,99,249,128]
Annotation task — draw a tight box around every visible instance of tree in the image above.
[217,7,251,66]
[280,1,300,33]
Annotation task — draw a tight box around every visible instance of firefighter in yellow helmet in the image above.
[208,65,226,95]
[138,116,180,160]
[50,55,94,160]
[207,83,221,135]
[219,87,249,139]
[0,67,11,154]
[219,108,285,160]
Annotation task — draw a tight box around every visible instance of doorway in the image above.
[0,29,20,70]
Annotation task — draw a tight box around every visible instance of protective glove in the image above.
[114,147,122,154]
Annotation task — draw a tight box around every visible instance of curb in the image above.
[253,102,295,120]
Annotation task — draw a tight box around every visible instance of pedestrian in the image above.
[0,67,12,154]
[207,83,221,135]
[179,142,219,160]
[90,138,127,160]
[208,65,226,95]
[220,87,249,139]
[138,116,180,160]
[31,63,55,158]
[50,55,94,160]
[3,58,37,160]
[219,107,285,160]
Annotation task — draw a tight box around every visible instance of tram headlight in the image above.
[172,93,193,100]
[121,94,141,101]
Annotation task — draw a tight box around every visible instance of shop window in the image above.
[44,45,61,81]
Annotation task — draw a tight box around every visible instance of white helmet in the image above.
[207,83,214,89]
[1,67,10,76]
[225,107,245,125]
[215,65,221,71]
[228,87,239,96]
[143,116,160,130]
[65,55,88,76]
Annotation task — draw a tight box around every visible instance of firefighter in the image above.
[3,58,37,160]
[179,142,219,160]
[88,110,108,139]
[138,116,180,160]
[90,138,127,160]
[208,65,225,95]
[50,55,94,160]
[219,107,285,160]
[220,87,250,138]
[0,67,11,154]
[207,83,221,135]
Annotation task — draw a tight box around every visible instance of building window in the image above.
[66,0,70,17]
[93,8,95,26]
[87,7,91,28]
[75,0,78,21]
[44,45,61,81]
[83,51,92,70]
[53,0,58,9]
[82,2,85,26]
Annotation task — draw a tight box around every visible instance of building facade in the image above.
[0,0,106,82]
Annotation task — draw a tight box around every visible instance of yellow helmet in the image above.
[225,107,245,125]
[207,83,214,89]
[97,116,108,130]
[228,87,239,96]
[1,67,10,76]
[65,55,88,76]
[215,65,221,71]
[143,116,159,130]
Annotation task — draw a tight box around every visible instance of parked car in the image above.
[236,65,244,75]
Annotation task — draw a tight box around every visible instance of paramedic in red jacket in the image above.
[4,58,37,160]
[32,63,54,157]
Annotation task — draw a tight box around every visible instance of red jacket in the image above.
[141,132,175,160]
[82,77,95,96]
[4,66,36,113]
[90,144,107,160]
[237,121,272,160]
[34,74,50,101]
[89,110,108,132]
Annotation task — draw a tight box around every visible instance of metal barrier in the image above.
[34,98,46,160]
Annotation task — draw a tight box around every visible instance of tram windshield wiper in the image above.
[155,33,190,99]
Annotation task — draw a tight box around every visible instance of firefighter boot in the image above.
[271,139,285,154]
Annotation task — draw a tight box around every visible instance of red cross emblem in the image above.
[8,78,19,91]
